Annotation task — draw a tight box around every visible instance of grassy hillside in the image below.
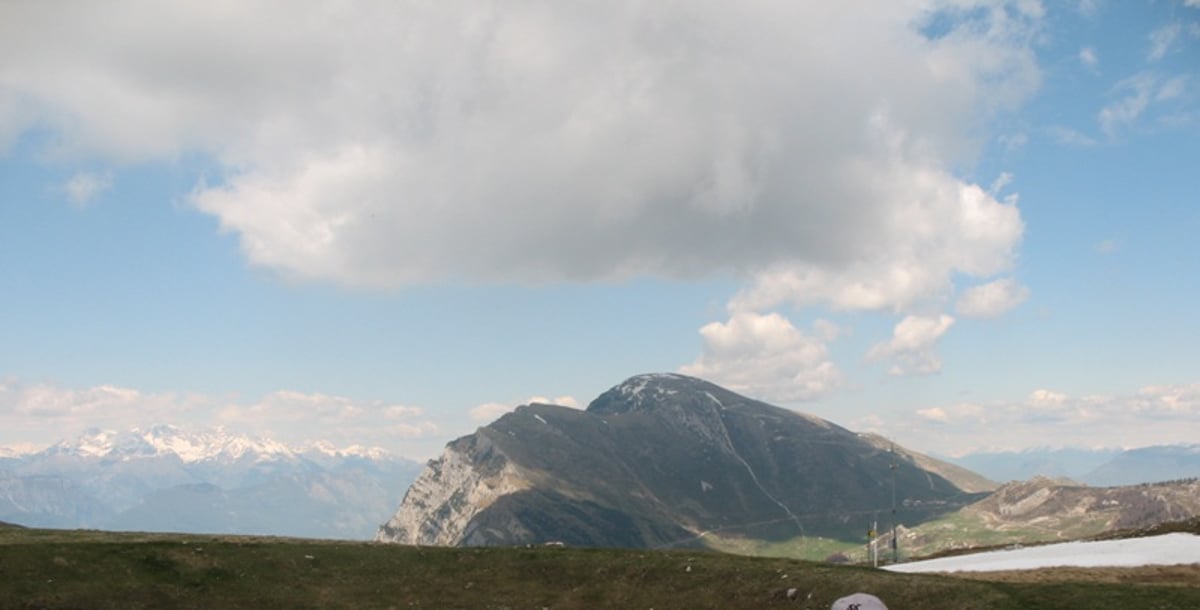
[1,528,1198,609]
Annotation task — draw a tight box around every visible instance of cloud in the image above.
[1047,125,1098,146]
[1186,0,1200,8]
[60,171,113,206]
[527,395,580,409]
[956,277,1030,318]
[893,383,1200,453]
[469,394,580,423]
[469,402,513,423]
[998,132,1028,151]
[1077,0,1100,17]
[5,381,149,417]
[0,379,438,452]
[1,1,1039,290]
[916,402,986,424]
[1098,73,1192,136]
[1095,239,1119,254]
[680,311,842,403]
[729,165,1024,316]
[1099,75,1154,135]
[866,314,956,376]
[1078,46,1098,70]
[1148,23,1182,61]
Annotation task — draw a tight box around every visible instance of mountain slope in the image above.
[378,374,984,550]
[945,448,1121,484]
[899,477,1200,558]
[1083,445,1200,487]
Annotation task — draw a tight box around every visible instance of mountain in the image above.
[1082,444,1200,487]
[942,448,1121,484]
[858,433,996,494]
[898,477,1200,558]
[377,373,986,551]
[946,445,1200,488]
[0,425,423,539]
[0,470,113,528]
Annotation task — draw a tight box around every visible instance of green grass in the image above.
[0,528,1197,609]
[702,532,861,562]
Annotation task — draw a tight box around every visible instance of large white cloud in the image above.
[680,312,842,402]
[0,2,1047,407]
[1,0,1039,289]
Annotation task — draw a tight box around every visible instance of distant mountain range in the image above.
[378,373,989,551]
[0,425,422,539]
[942,444,1200,487]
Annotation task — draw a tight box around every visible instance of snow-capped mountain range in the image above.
[0,425,423,539]
[29,424,386,464]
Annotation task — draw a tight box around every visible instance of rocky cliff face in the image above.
[376,434,529,545]
[376,373,986,549]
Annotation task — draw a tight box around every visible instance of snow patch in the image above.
[534,414,548,425]
[886,533,1200,573]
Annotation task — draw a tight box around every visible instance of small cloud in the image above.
[955,277,1030,318]
[989,172,1014,196]
[1079,46,1099,70]
[526,395,580,408]
[1187,0,1200,8]
[1156,75,1187,102]
[1028,389,1069,407]
[381,421,439,439]
[998,132,1028,152]
[1098,74,1155,136]
[917,407,949,422]
[384,405,424,418]
[1047,126,1097,147]
[469,394,578,423]
[469,402,513,423]
[1095,239,1119,254]
[1077,0,1100,17]
[1148,23,1182,62]
[61,171,113,207]
[866,314,955,376]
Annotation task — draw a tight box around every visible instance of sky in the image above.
[1,0,1198,460]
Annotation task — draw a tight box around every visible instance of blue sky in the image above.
[1,1,1197,459]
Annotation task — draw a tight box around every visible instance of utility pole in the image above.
[890,445,898,563]
[870,518,878,567]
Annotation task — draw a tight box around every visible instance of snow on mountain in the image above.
[0,424,422,539]
[301,440,392,461]
[27,425,369,465]
[886,533,1200,573]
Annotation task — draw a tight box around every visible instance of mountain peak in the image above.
[586,372,730,415]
